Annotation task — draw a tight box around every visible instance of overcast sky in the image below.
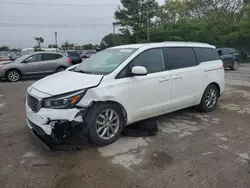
[0,0,164,48]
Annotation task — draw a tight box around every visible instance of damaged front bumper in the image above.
[26,106,86,142]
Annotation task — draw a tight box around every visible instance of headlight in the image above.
[43,90,86,109]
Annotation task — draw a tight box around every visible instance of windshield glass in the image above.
[13,54,30,63]
[74,48,138,75]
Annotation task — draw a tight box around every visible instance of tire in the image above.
[198,84,219,113]
[6,69,21,82]
[56,66,66,72]
[231,60,239,71]
[85,103,124,146]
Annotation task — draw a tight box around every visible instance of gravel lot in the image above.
[1,65,250,188]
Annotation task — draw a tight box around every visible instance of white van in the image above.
[26,42,225,146]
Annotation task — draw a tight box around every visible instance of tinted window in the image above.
[194,47,220,63]
[42,54,62,61]
[25,54,42,62]
[221,49,230,55]
[165,47,197,70]
[67,52,79,57]
[130,48,165,74]
[228,48,237,54]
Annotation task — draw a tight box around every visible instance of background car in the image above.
[66,51,82,64]
[80,50,97,59]
[217,48,241,70]
[0,52,72,82]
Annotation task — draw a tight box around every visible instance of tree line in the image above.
[1,0,249,53]
[101,0,250,54]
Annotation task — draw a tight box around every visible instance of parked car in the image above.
[0,52,72,82]
[217,48,241,70]
[80,50,97,58]
[0,56,10,61]
[66,51,82,64]
[26,42,225,146]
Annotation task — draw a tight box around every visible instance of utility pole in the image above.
[54,32,58,51]
[112,23,116,46]
[146,2,150,42]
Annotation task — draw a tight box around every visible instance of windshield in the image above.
[74,48,138,74]
[13,54,30,63]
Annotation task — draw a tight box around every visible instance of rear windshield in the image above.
[67,52,79,56]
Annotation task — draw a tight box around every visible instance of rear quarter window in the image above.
[194,48,220,63]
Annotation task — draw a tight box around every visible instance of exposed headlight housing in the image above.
[43,90,86,109]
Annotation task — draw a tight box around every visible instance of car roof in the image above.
[111,41,215,49]
[32,51,64,55]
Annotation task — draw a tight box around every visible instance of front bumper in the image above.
[26,106,84,136]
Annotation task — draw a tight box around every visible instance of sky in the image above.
[0,0,165,49]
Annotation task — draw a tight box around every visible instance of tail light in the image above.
[67,58,72,63]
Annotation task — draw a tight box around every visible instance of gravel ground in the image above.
[1,65,250,188]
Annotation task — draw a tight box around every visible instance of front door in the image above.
[127,48,171,122]
[21,54,43,75]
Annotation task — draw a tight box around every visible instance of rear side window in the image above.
[165,47,197,70]
[42,54,62,61]
[194,47,220,63]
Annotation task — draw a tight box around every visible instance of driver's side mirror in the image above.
[131,66,147,76]
[22,60,28,63]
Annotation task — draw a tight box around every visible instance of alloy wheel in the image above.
[205,88,217,108]
[233,61,239,70]
[95,109,120,140]
[7,71,20,82]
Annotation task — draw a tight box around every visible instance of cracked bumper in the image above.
[26,106,83,136]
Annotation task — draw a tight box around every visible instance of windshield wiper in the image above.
[74,70,93,74]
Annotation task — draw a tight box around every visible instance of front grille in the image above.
[27,93,41,112]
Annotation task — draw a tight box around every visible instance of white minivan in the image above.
[26,42,225,146]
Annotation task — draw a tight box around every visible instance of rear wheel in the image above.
[231,61,239,71]
[85,103,124,146]
[198,84,219,112]
[6,69,21,82]
[56,66,66,72]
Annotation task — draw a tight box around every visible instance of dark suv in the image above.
[217,48,241,70]
[66,51,82,64]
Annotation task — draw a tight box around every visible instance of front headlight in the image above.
[43,90,86,109]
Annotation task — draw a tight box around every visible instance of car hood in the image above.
[31,71,104,96]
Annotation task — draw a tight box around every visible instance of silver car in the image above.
[0,52,72,82]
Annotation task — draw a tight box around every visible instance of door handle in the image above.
[159,78,169,82]
[173,75,183,79]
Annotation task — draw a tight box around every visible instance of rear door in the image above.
[41,53,62,73]
[165,47,203,109]
[21,54,43,75]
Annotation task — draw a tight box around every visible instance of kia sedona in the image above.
[26,42,225,146]
[0,52,72,82]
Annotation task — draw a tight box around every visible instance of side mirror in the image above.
[131,66,147,76]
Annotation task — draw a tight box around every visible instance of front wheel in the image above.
[198,84,219,112]
[85,103,124,146]
[6,70,21,82]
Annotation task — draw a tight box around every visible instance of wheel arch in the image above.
[5,68,22,77]
[204,82,221,97]
[90,100,128,124]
